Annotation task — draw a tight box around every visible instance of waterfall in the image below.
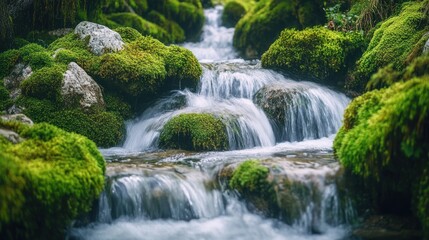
[71,6,355,240]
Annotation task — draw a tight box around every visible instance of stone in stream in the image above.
[74,21,125,56]
[62,62,105,110]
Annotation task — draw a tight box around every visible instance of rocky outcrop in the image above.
[4,63,32,100]
[74,21,125,56]
[0,113,33,143]
[62,62,105,109]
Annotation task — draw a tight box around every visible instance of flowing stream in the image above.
[69,6,354,240]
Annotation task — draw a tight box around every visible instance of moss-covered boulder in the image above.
[262,27,364,84]
[334,77,429,235]
[221,0,254,28]
[233,0,330,58]
[349,1,429,94]
[159,113,228,151]
[0,120,105,239]
[0,42,127,147]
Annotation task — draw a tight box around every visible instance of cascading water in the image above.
[70,6,355,240]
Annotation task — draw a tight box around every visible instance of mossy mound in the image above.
[93,35,201,98]
[0,121,105,239]
[233,0,329,58]
[334,77,429,234]
[0,42,127,147]
[262,27,364,83]
[221,0,254,28]
[159,113,228,151]
[349,1,429,94]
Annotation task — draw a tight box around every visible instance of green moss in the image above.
[54,49,79,64]
[0,49,20,79]
[262,27,364,82]
[17,97,125,147]
[114,26,144,43]
[106,12,172,43]
[164,45,202,89]
[159,113,228,151]
[0,121,105,239]
[24,51,54,70]
[230,160,269,194]
[352,1,429,93]
[334,77,429,228]
[233,0,327,57]
[20,65,66,101]
[366,64,401,91]
[18,43,46,58]
[97,42,167,97]
[104,93,133,119]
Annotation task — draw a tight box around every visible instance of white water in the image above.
[71,6,354,240]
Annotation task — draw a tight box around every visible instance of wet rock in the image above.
[62,62,105,109]
[3,63,32,100]
[74,21,125,56]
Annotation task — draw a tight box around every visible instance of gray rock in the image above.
[1,114,33,125]
[49,28,73,37]
[6,105,24,115]
[62,62,105,109]
[0,128,23,144]
[74,21,125,56]
[3,63,32,100]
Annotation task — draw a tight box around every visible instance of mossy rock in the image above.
[17,97,125,147]
[0,121,105,239]
[159,113,228,151]
[233,0,328,58]
[20,65,66,101]
[227,159,313,223]
[350,1,429,94]
[261,27,365,83]
[334,77,429,234]
[221,0,254,28]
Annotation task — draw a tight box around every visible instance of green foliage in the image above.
[262,27,365,82]
[229,160,269,194]
[0,121,105,239]
[159,113,228,151]
[352,1,429,93]
[334,77,429,229]
[233,0,327,57]
[325,3,359,31]
[20,65,66,101]
[0,49,20,79]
